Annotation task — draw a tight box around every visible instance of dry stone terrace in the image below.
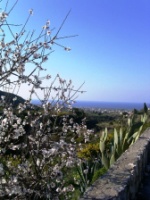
[80,128,150,200]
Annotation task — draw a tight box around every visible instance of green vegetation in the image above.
[0,91,149,200]
[76,104,150,189]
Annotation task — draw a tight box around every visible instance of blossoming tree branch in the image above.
[0,0,93,199]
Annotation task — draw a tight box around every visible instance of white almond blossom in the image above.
[0,1,88,199]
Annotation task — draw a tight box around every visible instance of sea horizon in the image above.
[31,99,150,111]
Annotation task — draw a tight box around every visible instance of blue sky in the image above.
[1,0,150,103]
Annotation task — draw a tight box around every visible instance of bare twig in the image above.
[2,23,22,26]
[56,34,78,40]
[8,0,19,15]
[53,9,71,39]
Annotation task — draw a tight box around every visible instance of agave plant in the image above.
[99,111,148,169]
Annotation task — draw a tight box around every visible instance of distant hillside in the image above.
[0,90,25,106]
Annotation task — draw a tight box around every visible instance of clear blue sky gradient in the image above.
[1,0,150,103]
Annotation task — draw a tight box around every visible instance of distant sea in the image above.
[31,100,149,111]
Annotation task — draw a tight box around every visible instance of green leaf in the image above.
[102,154,109,169]
[110,153,116,166]
[114,128,118,146]
[99,141,105,153]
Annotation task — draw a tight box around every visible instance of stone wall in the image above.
[80,128,150,200]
